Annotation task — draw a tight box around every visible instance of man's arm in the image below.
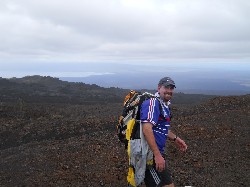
[142,122,165,172]
[168,130,188,152]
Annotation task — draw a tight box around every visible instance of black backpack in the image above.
[116,90,159,148]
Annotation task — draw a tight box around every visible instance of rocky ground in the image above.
[0,94,249,187]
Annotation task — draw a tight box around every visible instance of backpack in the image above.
[116,90,159,148]
[117,90,163,186]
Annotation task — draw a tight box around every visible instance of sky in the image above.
[0,0,250,91]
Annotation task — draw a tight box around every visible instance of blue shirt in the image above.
[140,95,171,154]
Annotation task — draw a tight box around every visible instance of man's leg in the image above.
[144,166,173,187]
[163,183,174,187]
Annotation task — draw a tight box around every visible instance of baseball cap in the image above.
[158,77,176,88]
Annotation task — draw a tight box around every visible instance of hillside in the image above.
[0,75,215,105]
[0,80,249,186]
[0,76,128,104]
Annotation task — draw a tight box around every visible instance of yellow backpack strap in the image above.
[126,118,137,187]
[127,166,136,187]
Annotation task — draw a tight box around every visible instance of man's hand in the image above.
[154,154,165,172]
[175,137,187,152]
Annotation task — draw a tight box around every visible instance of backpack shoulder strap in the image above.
[139,93,165,118]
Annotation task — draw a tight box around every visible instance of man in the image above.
[141,77,187,187]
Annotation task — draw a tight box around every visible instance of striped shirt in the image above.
[140,93,171,154]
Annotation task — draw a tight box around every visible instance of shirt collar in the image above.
[155,92,171,106]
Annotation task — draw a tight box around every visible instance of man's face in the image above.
[157,85,175,102]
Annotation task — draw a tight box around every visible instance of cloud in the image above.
[0,0,250,65]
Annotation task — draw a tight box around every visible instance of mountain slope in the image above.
[0,76,128,103]
[0,75,215,105]
[0,94,249,186]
